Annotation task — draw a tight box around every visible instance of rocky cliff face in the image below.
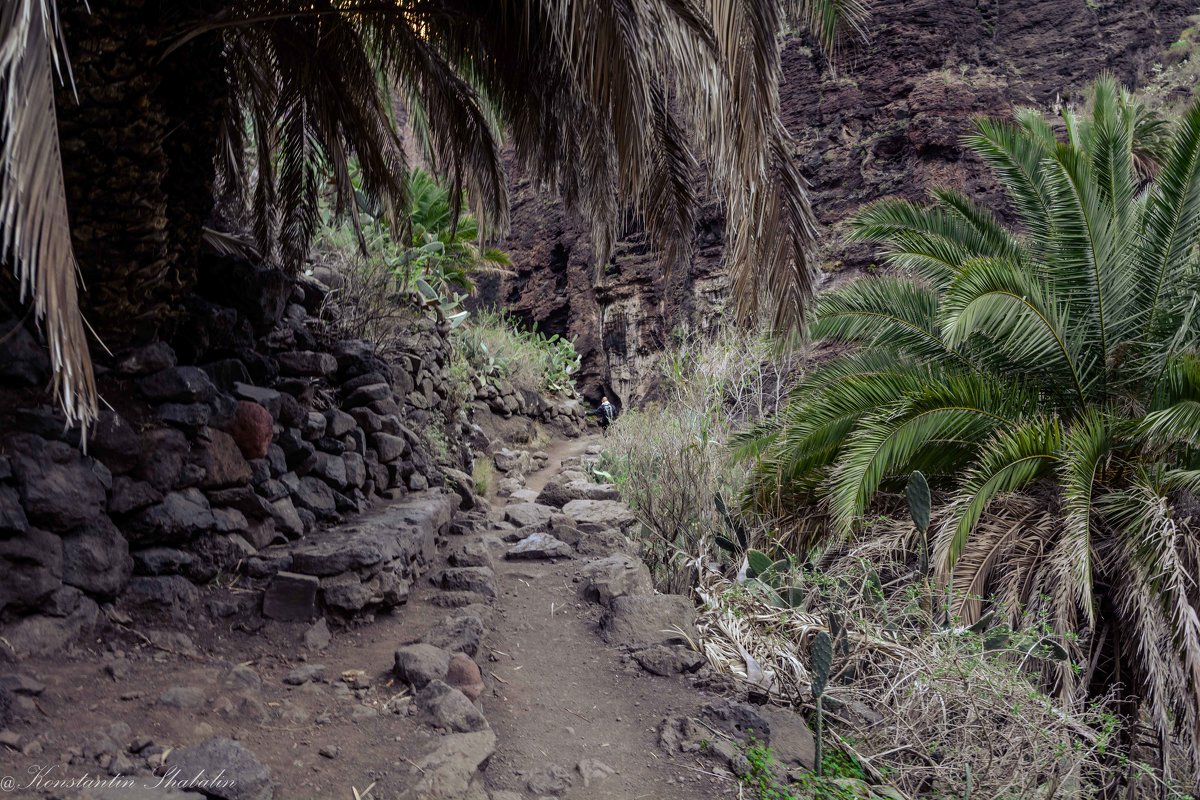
[477,0,1193,405]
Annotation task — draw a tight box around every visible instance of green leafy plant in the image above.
[453,310,580,397]
[741,77,1200,765]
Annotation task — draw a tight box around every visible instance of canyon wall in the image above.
[476,0,1194,405]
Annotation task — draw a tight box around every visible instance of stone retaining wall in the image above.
[0,261,469,655]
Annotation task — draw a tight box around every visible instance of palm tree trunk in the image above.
[56,0,226,349]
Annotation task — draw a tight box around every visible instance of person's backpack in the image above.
[600,401,616,422]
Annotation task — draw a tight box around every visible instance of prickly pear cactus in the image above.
[810,630,833,700]
[906,470,931,534]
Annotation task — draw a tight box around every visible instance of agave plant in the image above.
[742,78,1200,773]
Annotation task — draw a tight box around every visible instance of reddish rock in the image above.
[446,652,484,701]
[229,401,273,460]
[192,429,253,489]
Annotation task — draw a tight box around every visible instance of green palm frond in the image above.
[1055,409,1115,628]
[965,116,1056,248]
[938,256,1090,404]
[1136,96,1200,331]
[749,78,1200,765]
[811,277,965,364]
[826,372,1032,534]
[936,415,1061,575]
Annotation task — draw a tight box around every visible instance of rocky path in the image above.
[475,437,735,799]
[0,433,818,800]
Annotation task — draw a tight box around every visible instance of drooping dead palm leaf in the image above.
[0,0,96,434]
[206,0,867,329]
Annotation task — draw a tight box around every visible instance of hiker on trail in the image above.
[593,396,618,431]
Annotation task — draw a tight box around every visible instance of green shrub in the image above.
[453,309,580,398]
[605,327,797,593]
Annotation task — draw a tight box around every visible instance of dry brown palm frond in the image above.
[0,0,96,434]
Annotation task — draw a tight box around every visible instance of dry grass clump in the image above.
[603,328,800,593]
[693,536,1192,799]
[308,240,418,361]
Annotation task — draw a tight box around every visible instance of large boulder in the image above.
[0,527,63,614]
[577,555,654,607]
[2,597,98,656]
[536,479,620,508]
[599,594,697,648]
[0,484,28,534]
[503,502,555,529]
[166,737,275,800]
[442,467,476,510]
[229,401,273,459]
[416,679,488,733]
[88,410,143,474]
[398,730,496,800]
[61,517,133,597]
[562,499,638,533]
[113,342,177,376]
[135,428,191,491]
[192,429,253,489]
[128,489,218,544]
[506,532,572,560]
[8,434,106,532]
[277,350,337,378]
[422,613,485,658]
[394,643,451,688]
[0,318,51,385]
[138,366,218,403]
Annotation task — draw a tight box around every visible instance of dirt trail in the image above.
[478,436,736,799]
[0,433,741,799]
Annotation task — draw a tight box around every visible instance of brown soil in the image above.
[1,435,739,799]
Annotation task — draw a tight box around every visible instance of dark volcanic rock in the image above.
[421,613,485,658]
[128,489,218,543]
[234,382,283,419]
[123,575,201,613]
[263,571,320,621]
[599,594,698,648]
[192,429,253,489]
[394,643,450,688]
[158,402,211,429]
[139,366,217,403]
[108,477,162,515]
[416,679,488,733]
[229,400,273,459]
[292,476,338,519]
[61,517,133,597]
[0,318,50,385]
[8,435,106,532]
[0,485,28,533]
[113,341,176,376]
[87,411,143,474]
[0,527,63,614]
[277,350,337,377]
[136,428,191,491]
[166,736,275,800]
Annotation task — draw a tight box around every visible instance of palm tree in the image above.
[741,78,1200,778]
[399,168,512,294]
[2,0,867,433]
